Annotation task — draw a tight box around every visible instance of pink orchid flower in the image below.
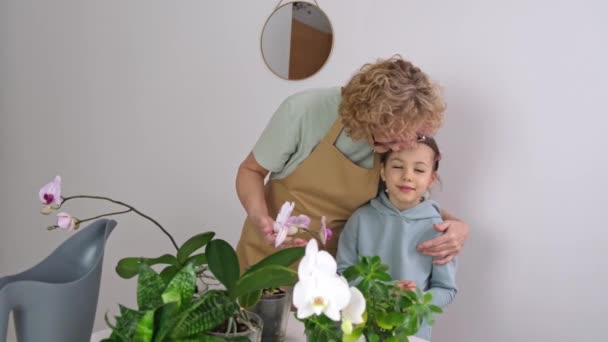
[39,175,62,207]
[320,216,333,245]
[274,201,311,247]
[56,212,79,231]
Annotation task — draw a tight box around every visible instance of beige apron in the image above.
[236,119,380,272]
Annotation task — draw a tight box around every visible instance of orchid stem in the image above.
[61,195,179,251]
[78,208,133,224]
[299,229,327,250]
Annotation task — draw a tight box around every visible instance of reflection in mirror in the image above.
[261,1,333,80]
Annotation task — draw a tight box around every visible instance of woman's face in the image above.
[371,132,418,153]
[380,144,437,211]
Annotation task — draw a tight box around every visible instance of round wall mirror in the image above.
[261,1,333,80]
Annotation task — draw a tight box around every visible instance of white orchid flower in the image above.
[293,272,351,321]
[298,239,337,279]
[340,286,366,334]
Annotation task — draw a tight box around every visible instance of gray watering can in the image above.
[0,219,116,342]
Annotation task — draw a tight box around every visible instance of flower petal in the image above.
[292,215,311,228]
[342,287,366,324]
[274,225,288,247]
[39,175,62,206]
[275,201,294,225]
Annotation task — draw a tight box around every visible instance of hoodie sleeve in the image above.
[428,257,458,308]
[336,212,361,275]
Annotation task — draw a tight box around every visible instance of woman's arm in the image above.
[236,152,306,247]
[416,209,469,265]
[236,152,274,244]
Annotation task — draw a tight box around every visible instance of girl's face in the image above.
[380,144,437,211]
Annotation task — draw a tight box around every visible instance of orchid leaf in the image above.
[243,246,304,276]
[237,289,263,308]
[231,265,297,299]
[177,232,215,265]
[206,239,239,292]
[116,254,178,279]
[184,253,207,267]
[159,265,179,285]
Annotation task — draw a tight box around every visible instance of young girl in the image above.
[336,136,457,341]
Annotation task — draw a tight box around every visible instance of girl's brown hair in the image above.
[339,55,446,143]
[381,135,442,172]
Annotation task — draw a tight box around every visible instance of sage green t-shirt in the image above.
[253,87,374,180]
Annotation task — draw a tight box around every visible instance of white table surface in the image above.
[91,316,428,342]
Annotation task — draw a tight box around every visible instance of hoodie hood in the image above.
[370,192,441,221]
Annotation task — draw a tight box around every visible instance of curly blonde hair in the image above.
[339,55,446,142]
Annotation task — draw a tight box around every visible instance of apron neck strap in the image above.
[324,118,345,145]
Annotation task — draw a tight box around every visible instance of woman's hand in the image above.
[396,280,417,291]
[417,219,469,265]
[249,213,307,248]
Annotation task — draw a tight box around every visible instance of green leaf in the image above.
[152,302,179,342]
[367,333,380,342]
[177,232,215,265]
[185,253,207,267]
[206,239,240,292]
[116,255,178,279]
[162,263,196,309]
[110,305,145,340]
[137,264,166,310]
[243,247,305,276]
[169,290,239,339]
[429,304,443,313]
[237,289,263,308]
[376,312,395,330]
[132,310,155,342]
[160,265,180,285]
[423,292,432,304]
[342,265,360,282]
[116,258,144,279]
[231,265,297,299]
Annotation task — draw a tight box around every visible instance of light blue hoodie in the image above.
[336,192,458,340]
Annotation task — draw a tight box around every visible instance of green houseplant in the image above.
[102,242,304,341]
[38,175,306,341]
[291,239,442,342]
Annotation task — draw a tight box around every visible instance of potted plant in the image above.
[203,238,304,340]
[291,239,443,342]
[247,201,334,342]
[102,241,305,341]
[248,287,291,342]
[37,175,306,341]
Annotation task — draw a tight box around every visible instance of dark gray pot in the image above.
[250,290,292,342]
[0,219,116,342]
[207,310,264,341]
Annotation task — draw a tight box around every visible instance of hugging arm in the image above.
[417,208,469,264]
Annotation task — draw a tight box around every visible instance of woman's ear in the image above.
[380,164,386,181]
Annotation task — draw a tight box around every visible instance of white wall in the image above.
[1,0,607,341]
[261,2,292,79]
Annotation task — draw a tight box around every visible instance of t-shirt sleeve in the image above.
[252,96,301,173]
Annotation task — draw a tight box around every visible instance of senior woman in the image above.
[235,56,468,271]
